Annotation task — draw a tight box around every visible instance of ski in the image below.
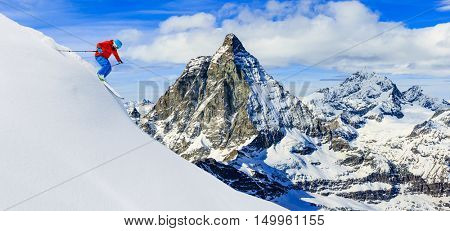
[103,81,124,99]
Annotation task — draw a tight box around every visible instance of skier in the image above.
[95,39,123,81]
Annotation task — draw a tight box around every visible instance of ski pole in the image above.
[112,63,123,67]
[57,50,97,53]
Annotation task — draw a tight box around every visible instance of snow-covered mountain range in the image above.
[138,34,450,210]
[124,99,154,124]
[0,14,282,211]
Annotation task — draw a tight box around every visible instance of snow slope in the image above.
[0,14,282,210]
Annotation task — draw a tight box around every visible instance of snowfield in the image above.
[0,14,283,211]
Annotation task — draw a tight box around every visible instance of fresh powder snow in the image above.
[0,14,283,211]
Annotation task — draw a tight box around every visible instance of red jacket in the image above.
[95,40,122,62]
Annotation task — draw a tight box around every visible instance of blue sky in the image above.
[3,1,450,28]
[3,1,449,29]
[1,0,449,100]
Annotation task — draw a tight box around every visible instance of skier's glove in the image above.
[118,60,123,64]
[97,48,103,53]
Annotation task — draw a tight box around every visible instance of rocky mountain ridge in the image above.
[143,34,321,162]
[136,34,449,210]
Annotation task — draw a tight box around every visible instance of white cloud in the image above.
[265,0,296,17]
[125,0,450,77]
[217,3,240,18]
[125,31,220,64]
[115,29,143,43]
[438,0,450,11]
[159,12,216,33]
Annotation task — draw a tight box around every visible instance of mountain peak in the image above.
[211,34,247,63]
[219,33,247,53]
[346,71,388,83]
[147,31,318,159]
[403,85,450,111]
[223,33,245,50]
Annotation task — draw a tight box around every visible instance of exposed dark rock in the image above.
[129,107,140,119]
[340,154,365,166]
[195,158,288,200]
[329,137,352,152]
[290,140,317,155]
[336,189,395,202]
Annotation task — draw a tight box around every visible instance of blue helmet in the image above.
[113,39,123,49]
